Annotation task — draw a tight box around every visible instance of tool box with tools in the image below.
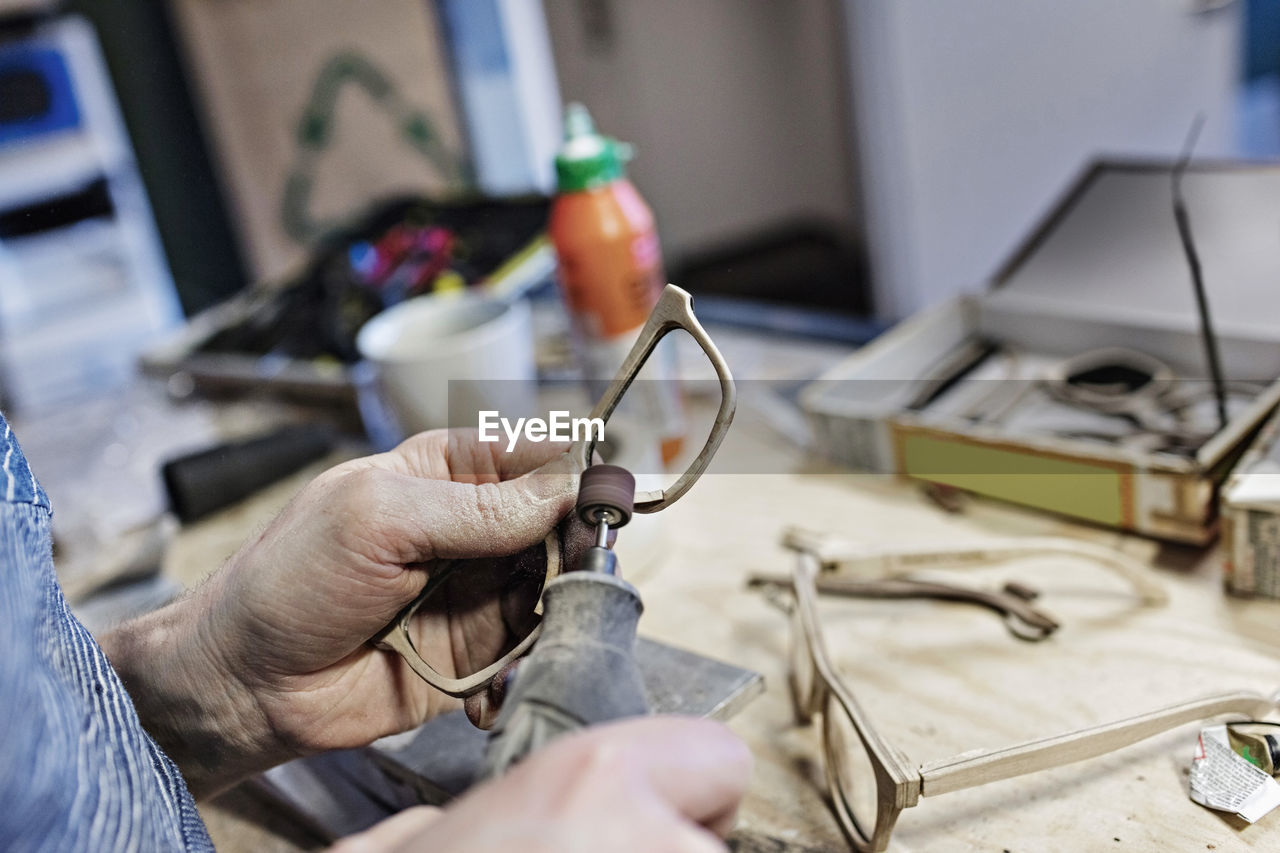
[802,160,1280,543]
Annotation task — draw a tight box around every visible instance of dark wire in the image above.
[1171,114,1229,431]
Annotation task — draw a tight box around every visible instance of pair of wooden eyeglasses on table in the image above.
[760,528,1279,852]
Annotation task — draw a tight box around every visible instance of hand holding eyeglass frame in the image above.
[760,530,1278,851]
[371,284,736,726]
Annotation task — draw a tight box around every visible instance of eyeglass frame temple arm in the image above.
[748,572,1060,640]
[782,527,1167,606]
[918,690,1278,797]
[576,284,736,514]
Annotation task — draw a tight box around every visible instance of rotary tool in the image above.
[483,463,649,776]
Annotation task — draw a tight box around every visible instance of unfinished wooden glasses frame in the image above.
[782,546,1277,852]
[373,284,736,724]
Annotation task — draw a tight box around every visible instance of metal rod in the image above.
[1172,115,1229,431]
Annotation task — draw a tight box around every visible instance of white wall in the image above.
[542,0,859,267]
[844,0,1242,319]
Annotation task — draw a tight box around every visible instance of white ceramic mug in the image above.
[356,293,536,437]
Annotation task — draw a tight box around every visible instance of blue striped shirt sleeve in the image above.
[0,413,213,852]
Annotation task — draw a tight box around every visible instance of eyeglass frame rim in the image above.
[573,283,737,515]
[786,550,1277,852]
[371,530,564,699]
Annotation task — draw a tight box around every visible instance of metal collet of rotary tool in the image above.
[483,464,648,777]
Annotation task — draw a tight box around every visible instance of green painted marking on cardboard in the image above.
[281,51,471,245]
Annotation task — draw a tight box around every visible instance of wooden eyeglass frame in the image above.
[785,550,1277,852]
[371,284,736,724]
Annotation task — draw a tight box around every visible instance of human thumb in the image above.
[387,449,581,563]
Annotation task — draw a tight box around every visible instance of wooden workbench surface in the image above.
[21,323,1273,849]
[155,389,1280,852]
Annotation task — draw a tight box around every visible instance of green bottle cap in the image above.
[555,103,633,192]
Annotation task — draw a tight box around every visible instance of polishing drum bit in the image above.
[575,464,635,529]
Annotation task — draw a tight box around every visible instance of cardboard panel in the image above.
[171,0,469,281]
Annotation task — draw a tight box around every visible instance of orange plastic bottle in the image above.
[549,104,684,464]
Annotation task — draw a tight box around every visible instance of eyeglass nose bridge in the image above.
[572,284,736,514]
